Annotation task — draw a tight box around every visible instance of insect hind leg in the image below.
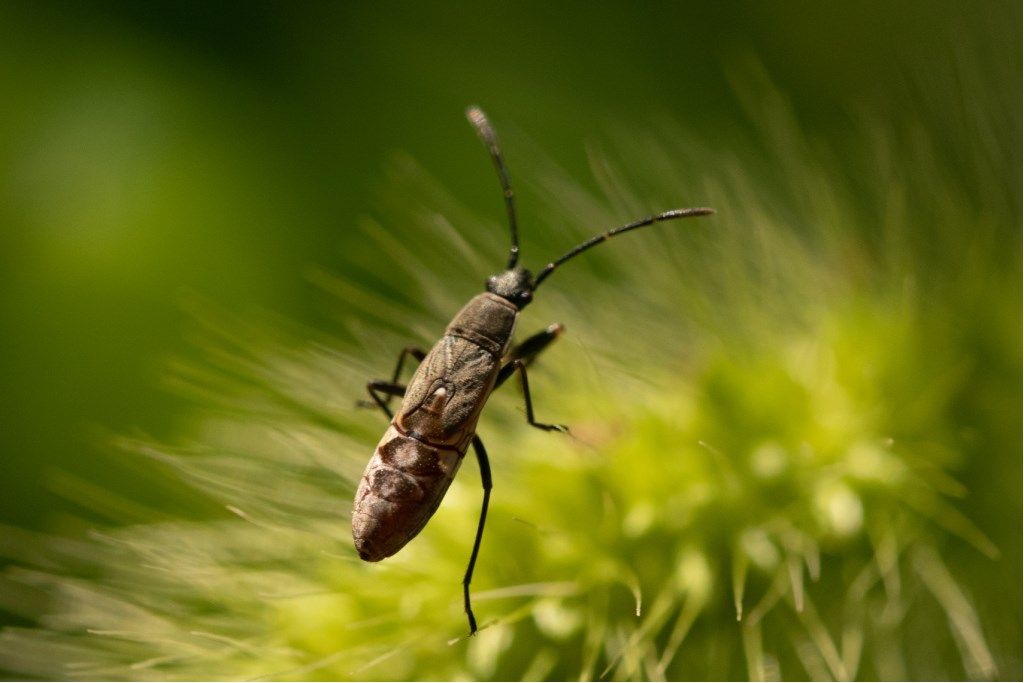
[464,434,493,635]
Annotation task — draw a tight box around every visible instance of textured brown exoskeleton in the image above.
[353,107,713,634]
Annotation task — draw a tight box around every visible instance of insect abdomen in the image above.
[352,425,463,561]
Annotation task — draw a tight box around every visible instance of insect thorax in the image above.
[444,292,518,358]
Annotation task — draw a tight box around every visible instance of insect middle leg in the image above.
[503,322,563,370]
[497,324,568,433]
[364,381,406,421]
[358,345,426,415]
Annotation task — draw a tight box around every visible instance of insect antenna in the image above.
[532,207,715,287]
[467,106,521,269]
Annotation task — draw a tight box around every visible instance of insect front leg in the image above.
[464,434,492,635]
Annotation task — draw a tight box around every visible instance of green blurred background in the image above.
[0,0,1019,676]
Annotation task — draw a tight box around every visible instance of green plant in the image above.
[0,77,1017,680]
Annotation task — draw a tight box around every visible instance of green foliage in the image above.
[0,61,1018,678]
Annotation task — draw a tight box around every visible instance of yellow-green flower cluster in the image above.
[0,80,1017,680]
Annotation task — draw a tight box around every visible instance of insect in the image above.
[352,106,713,634]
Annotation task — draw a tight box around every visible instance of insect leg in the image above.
[496,323,563,387]
[388,346,426,386]
[357,345,425,411]
[464,434,492,635]
[364,380,406,421]
[509,322,564,366]
[507,359,569,433]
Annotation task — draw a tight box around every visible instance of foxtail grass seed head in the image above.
[0,89,1015,680]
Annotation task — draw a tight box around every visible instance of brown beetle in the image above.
[353,107,713,634]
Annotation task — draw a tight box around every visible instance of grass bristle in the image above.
[0,72,1017,680]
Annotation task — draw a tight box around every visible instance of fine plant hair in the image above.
[0,79,1017,680]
